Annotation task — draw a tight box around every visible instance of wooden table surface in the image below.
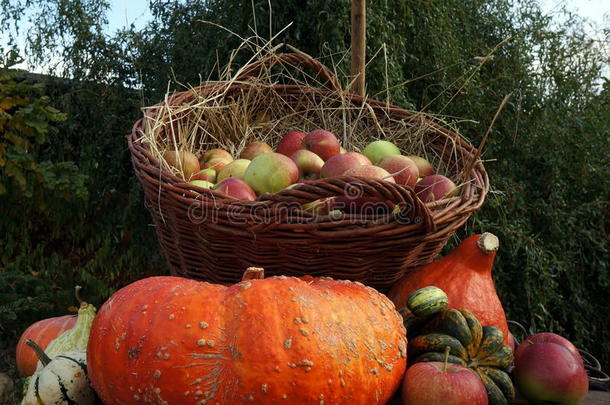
[387,390,610,404]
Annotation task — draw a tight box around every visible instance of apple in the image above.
[243,152,299,194]
[191,168,217,183]
[276,131,306,156]
[200,149,233,171]
[302,129,341,161]
[163,150,201,180]
[343,165,396,183]
[407,155,435,177]
[517,333,583,366]
[189,180,214,189]
[402,362,489,405]
[514,333,588,405]
[320,152,372,178]
[363,140,400,164]
[290,150,324,180]
[217,159,250,182]
[212,178,257,201]
[415,174,458,202]
[240,141,273,160]
[378,155,419,188]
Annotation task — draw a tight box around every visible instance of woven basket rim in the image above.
[128,53,489,235]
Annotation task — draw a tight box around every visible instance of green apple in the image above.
[189,180,214,189]
[244,152,299,194]
[363,140,400,164]
[191,168,217,183]
[217,159,250,182]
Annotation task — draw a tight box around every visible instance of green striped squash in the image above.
[406,286,449,318]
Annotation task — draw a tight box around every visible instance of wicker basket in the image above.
[128,53,489,292]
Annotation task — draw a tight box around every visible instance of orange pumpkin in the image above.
[88,268,407,405]
[389,233,512,348]
[16,315,76,376]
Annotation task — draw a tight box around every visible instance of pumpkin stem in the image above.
[443,345,450,372]
[74,285,88,308]
[476,233,499,254]
[242,267,265,281]
[26,339,52,366]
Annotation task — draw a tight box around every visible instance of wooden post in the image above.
[351,0,366,97]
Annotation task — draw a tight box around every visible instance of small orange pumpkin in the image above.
[389,233,512,348]
[16,315,76,376]
[88,268,407,405]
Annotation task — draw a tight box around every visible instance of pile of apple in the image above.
[163,129,458,203]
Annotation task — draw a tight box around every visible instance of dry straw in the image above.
[128,37,489,291]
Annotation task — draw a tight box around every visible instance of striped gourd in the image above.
[406,286,448,318]
[408,301,515,405]
[21,340,94,405]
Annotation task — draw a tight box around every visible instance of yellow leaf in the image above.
[0,96,28,110]
[4,132,31,149]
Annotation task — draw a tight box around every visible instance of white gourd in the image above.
[22,343,94,405]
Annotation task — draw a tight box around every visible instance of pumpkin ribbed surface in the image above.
[16,315,76,377]
[88,273,407,405]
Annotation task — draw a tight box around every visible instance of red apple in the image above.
[320,152,372,178]
[191,168,217,183]
[290,150,324,180]
[240,141,273,160]
[243,152,299,194]
[217,159,250,182]
[163,150,201,180]
[378,155,419,188]
[407,155,435,177]
[276,131,306,156]
[514,333,588,405]
[363,140,400,164]
[518,333,584,366]
[302,129,341,161]
[343,165,396,183]
[415,174,458,202]
[402,362,489,405]
[200,149,233,171]
[212,178,257,201]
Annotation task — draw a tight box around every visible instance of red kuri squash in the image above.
[16,315,76,376]
[389,233,512,348]
[88,268,407,405]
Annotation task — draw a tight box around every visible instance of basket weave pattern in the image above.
[129,53,489,292]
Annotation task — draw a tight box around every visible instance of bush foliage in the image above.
[1,0,608,385]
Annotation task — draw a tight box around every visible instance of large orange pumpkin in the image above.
[389,233,512,348]
[16,315,76,376]
[88,268,407,405]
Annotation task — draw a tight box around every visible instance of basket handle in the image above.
[260,176,436,233]
[235,53,342,92]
